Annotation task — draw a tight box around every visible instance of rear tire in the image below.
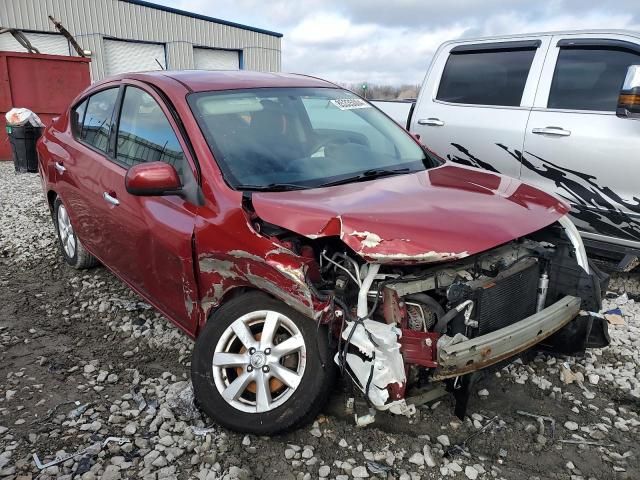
[191,291,334,434]
[53,197,98,269]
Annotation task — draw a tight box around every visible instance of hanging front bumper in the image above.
[433,295,581,380]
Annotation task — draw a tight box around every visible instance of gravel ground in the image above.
[0,161,639,480]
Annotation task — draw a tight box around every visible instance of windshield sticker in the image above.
[330,98,371,110]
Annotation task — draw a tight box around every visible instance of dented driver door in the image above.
[102,82,201,334]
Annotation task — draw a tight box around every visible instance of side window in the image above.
[436,48,537,106]
[71,99,87,138]
[116,87,185,174]
[81,88,119,152]
[548,47,640,111]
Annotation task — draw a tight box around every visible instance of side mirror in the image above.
[617,65,640,119]
[125,161,182,196]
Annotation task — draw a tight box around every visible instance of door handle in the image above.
[417,118,445,126]
[54,161,66,174]
[532,126,571,136]
[103,192,120,206]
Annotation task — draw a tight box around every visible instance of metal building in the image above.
[1,0,282,81]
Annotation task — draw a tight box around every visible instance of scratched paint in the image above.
[270,263,307,287]
[198,257,238,278]
[350,231,382,248]
[364,250,469,264]
[244,271,316,319]
[228,250,265,262]
[182,278,196,317]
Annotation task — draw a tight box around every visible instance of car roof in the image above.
[441,29,640,47]
[95,70,339,93]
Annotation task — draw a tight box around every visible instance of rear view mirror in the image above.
[125,161,182,196]
[617,65,640,119]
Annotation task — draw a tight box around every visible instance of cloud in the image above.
[163,0,640,85]
[285,23,469,84]
[289,13,378,47]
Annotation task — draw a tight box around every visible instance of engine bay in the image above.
[261,218,611,422]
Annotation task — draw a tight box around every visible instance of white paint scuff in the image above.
[350,230,382,248]
[366,250,469,263]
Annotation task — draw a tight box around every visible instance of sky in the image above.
[155,0,640,85]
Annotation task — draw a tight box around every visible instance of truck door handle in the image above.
[532,126,571,137]
[103,192,120,206]
[54,161,66,174]
[417,118,445,126]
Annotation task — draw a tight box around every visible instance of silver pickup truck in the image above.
[375,30,640,271]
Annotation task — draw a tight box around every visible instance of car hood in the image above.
[251,164,570,264]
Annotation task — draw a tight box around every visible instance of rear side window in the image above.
[115,86,185,174]
[437,49,536,106]
[81,88,119,152]
[548,47,640,111]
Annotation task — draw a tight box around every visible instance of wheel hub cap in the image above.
[250,351,267,369]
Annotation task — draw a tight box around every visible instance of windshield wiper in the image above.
[236,183,309,192]
[236,168,415,191]
[317,168,413,188]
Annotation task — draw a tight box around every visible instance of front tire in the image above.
[191,292,333,434]
[53,197,98,269]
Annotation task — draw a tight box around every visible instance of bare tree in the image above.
[339,82,421,100]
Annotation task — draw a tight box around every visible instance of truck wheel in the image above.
[191,291,333,434]
[53,198,98,269]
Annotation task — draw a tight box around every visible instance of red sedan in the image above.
[37,70,609,434]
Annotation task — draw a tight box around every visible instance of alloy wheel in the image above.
[57,204,76,258]
[212,310,307,413]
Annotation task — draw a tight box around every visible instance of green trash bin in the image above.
[7,123,42,173]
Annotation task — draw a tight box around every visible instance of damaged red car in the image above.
[37,71,610,434]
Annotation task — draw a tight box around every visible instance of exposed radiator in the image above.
[472,259,540,335]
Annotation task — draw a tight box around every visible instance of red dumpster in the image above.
[1,51,91,160]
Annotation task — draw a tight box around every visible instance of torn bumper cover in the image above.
[433,295,581,380]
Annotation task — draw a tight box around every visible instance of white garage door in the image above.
[104,39,166,76]
[0,32,70,55]
[194,48,240,70]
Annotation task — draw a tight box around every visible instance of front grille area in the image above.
[473,260,540,335]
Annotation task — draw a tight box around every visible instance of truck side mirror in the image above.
[617,65,640,119]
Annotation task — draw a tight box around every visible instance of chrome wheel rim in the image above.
[57,204,76,258]
[212,310,307,413]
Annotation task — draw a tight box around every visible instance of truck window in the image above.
[436,49,536,107]
[548,47,640,112]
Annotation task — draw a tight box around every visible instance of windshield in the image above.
[188,87,436,190]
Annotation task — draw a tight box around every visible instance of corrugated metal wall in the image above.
[193,48,240,70]
[0,31,71,55]
[2,0,282,80]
